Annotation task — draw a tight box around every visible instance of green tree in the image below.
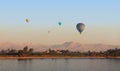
[23,46,28,53]
[28,48,34,55]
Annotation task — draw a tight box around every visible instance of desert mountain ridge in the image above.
[0,41,120,52]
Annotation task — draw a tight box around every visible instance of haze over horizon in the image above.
[0,41,120,52]
[0,0,120,47]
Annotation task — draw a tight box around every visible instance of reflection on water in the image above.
[45,59,69,71]
[0,58,120,71]
[17,59,33,71]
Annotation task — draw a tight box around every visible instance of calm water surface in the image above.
[0,58,120,71]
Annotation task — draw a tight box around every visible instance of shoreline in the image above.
[0,56,120,59]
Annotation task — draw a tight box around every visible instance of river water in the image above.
[0,58,120,71]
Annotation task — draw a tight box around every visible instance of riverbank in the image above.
[0,56,120,59]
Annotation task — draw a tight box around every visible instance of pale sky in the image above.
[0,0,120,45]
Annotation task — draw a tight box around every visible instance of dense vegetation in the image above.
[0,46,120,57]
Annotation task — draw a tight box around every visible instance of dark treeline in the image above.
[0,46,120,57]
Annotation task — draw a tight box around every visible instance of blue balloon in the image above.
[76,23,85,34]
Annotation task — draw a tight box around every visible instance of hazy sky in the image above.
[0,0,120,45]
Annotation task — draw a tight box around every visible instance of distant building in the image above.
[56,50,62,54]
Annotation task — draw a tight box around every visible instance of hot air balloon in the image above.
[76,23,85,34]
[48,30,50,33]
[58,22,62,26]
[26,18,30,23]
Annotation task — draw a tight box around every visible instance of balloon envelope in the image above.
[58,22,62,26]
[76,23,85,34]
[48,30,50,33]
[26,18,30,23]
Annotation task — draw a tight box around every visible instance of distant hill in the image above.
[0,42,120,52]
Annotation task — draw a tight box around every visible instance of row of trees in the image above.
[0,46,120,57]
[0,46,33,56]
